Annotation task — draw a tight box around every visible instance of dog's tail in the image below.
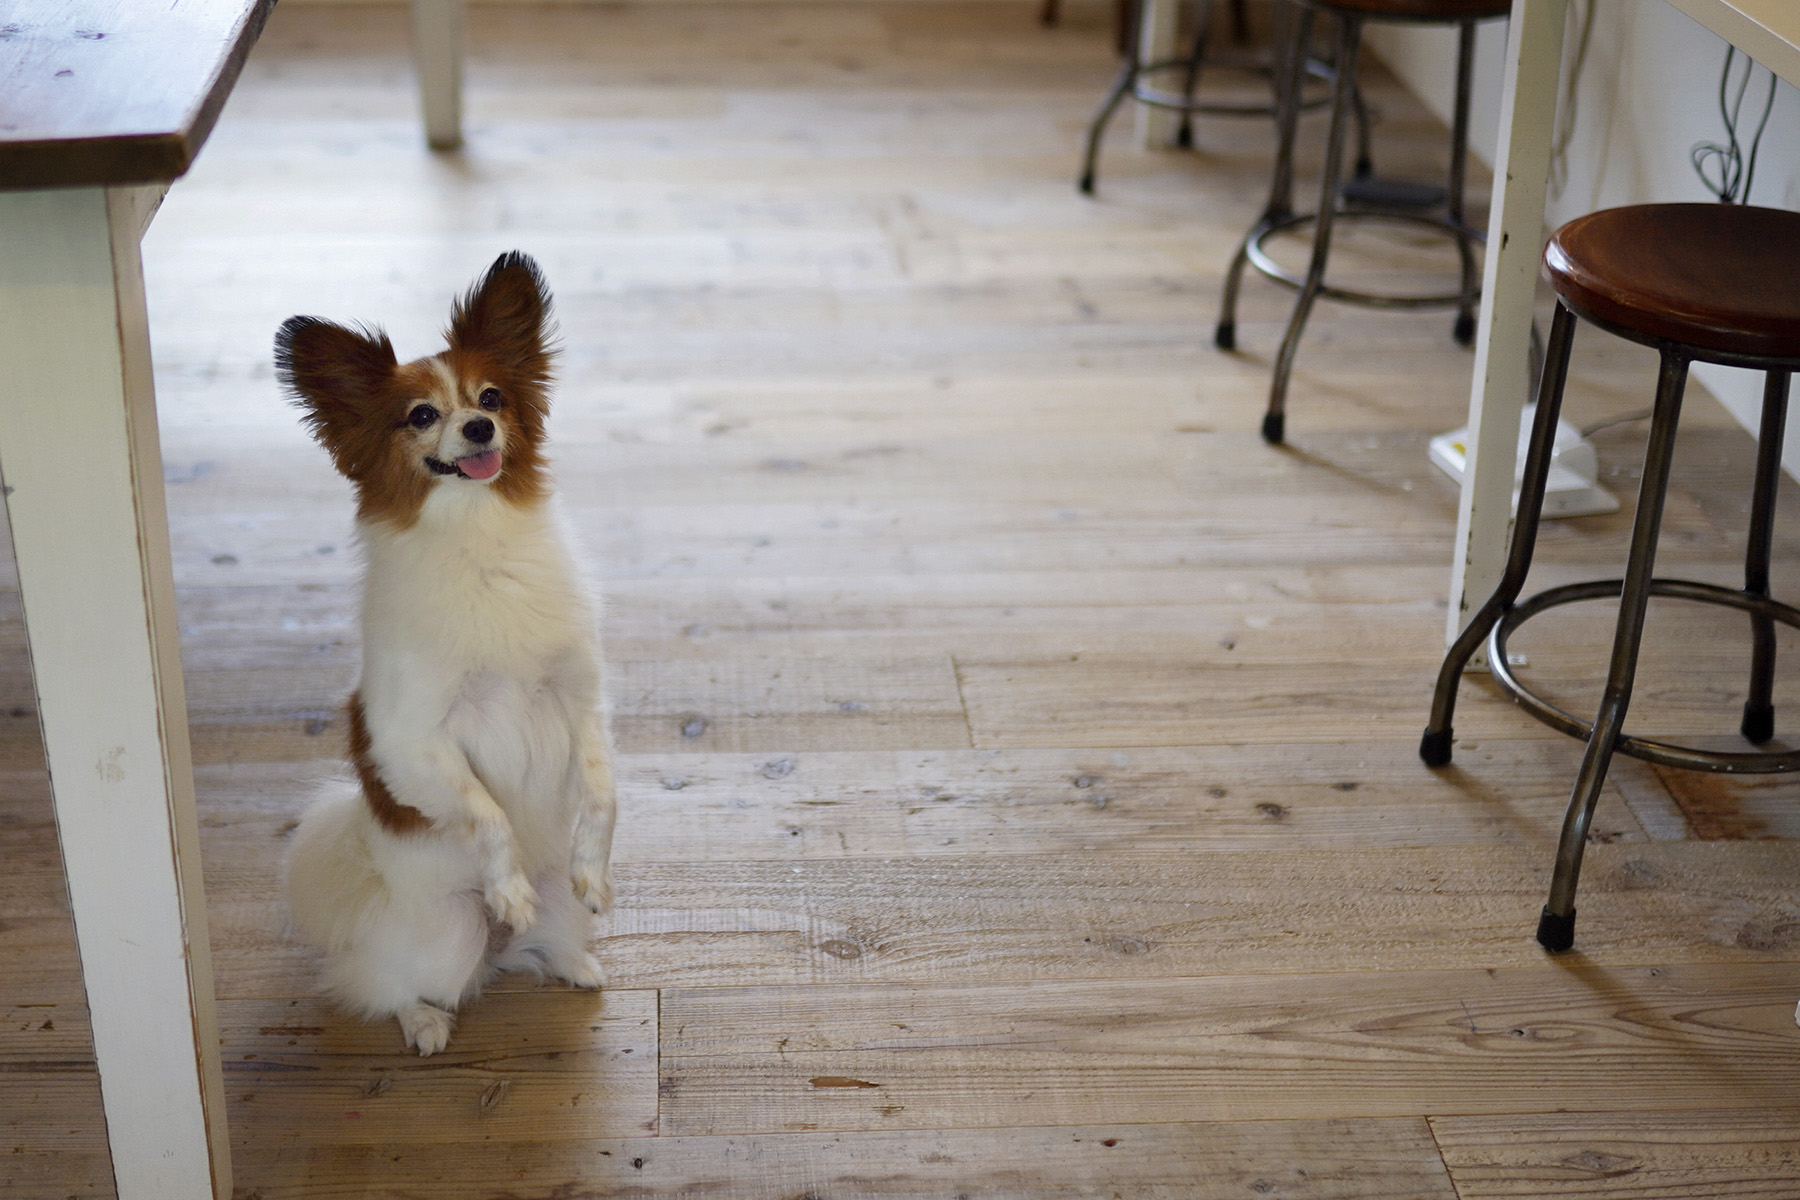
[284,779,492,1020]
[285,780,388,956]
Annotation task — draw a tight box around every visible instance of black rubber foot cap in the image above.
[1176,123,1194,149]
[1536,906,1576,953]
[1419,727,1453,768]
[1453,312,1476,346]
[1261,412,1284,444]
[1214,321,1236,351]
[1078,171,1095,196]
[1743,703,1775,745]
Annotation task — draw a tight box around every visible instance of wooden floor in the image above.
[8,2,1800,1196]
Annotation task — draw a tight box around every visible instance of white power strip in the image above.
[1429,405,1619,519]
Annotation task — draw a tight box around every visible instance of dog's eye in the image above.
[407,404,439,429]
[478,388,503,411]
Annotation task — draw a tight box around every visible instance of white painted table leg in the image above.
[1135,0,1183,147]
[0,188,229,1200]
[1445,0,1568,659]
[412,0,465,151]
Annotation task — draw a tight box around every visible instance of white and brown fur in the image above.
[275,252,615,1055]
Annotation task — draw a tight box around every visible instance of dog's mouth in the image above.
[424,449,503,481]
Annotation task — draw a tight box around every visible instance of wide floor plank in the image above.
[186,739,1655,865]
[1430,1109,1800,1200]
[659,963,1800,1136]
[224,990,660,1147]
[206,841,1800,998]
[233,1116,1459,1199]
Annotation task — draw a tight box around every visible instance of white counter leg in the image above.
[413,0,465,151]
[1135,0,1183,147]
[0,187,229,1200]
[1447,0,1567,659]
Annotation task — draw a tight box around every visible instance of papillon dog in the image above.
[275,252,615,1055]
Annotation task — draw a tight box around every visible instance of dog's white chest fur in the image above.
[359,487,600,864]
[362,486,596,678]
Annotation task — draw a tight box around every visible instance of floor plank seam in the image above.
[654,986,664,1139]
[948,651,976,749]
[1424,1114,1469,1200]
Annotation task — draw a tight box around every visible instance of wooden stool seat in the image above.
[1308,0,1510,19]
[1547,204,1800,363]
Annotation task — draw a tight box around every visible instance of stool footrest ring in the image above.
[1129,57,1333,119]
[1244,210,1483,310]
[1488,577,1800,774]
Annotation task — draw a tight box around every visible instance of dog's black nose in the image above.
[463,417,495,444]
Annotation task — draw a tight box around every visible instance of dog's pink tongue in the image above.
[458,450,502,481]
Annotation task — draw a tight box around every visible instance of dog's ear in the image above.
[276,316,398,416]
[447,251,555,382]
[275,316,399,473]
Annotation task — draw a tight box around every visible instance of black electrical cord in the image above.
[1578,409,1652,439]
[1691,46,1778,204]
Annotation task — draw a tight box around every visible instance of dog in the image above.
[275,252,615,1055]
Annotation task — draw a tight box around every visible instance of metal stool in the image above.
[1421,203,1800,953]
[1215,0,1508,445]
[1078,0,1338,196]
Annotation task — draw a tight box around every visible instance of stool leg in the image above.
[1176,0,1217,149]
[1539,350,1691,953]
[1263,12,1361,445]
[1741,368,1791,743]
[1350,73,1374,181]
[1422,302,1579,766]
[1080,0,1150,195]
[1079,59,1140,195]
[1215,2,1313,354]
[1447,20,1479,347]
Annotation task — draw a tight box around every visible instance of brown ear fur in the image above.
[447,251,556,390]
[275,315,440,523]
[274,316,402,478]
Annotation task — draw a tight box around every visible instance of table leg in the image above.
[1135,0,1183,147]
[413,0,465,151]
[0,188,230,1200]
[1446,0,1568,658]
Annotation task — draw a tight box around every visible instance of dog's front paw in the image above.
[572,864,613,915]
[555,951,606,991]
[485,871,540,931]
[398,1002,455,1056]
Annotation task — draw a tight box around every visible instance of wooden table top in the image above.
[0,0,276,189]
[1664,0,1800,88]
